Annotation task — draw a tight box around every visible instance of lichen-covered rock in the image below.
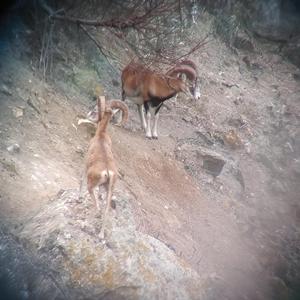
[20,188,204,300]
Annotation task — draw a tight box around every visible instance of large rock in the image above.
[177,142,226,177]
[19,188,204,300]
[198,149,226,177]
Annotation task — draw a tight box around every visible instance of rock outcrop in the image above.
[20,188,204,300]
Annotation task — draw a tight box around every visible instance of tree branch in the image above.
[79,25,118,73]
[45,1,177,31]
[37,0,210,75]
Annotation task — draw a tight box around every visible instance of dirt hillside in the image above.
[0,5,300,300]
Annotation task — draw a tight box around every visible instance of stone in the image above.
[0,84,12,96]
[202,156,225,177]
[7,143,20,154]
[0,159,18,175]
[223,129,243,149]
[182,116,192,123]
[19,189,204,300]
[196,148,226,177]
[12,107,24,118]
[293,72,300,81]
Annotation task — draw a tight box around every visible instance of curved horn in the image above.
[108,99,129,126]
[166,66,197,82]
[177,59,197,71]
[97,96,106,121]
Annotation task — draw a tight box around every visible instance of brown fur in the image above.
[121,62,195,102]
[79,97,128,239]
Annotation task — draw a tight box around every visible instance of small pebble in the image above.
[7,143,20,153]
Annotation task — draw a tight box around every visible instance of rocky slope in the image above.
[0,5,299,300]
